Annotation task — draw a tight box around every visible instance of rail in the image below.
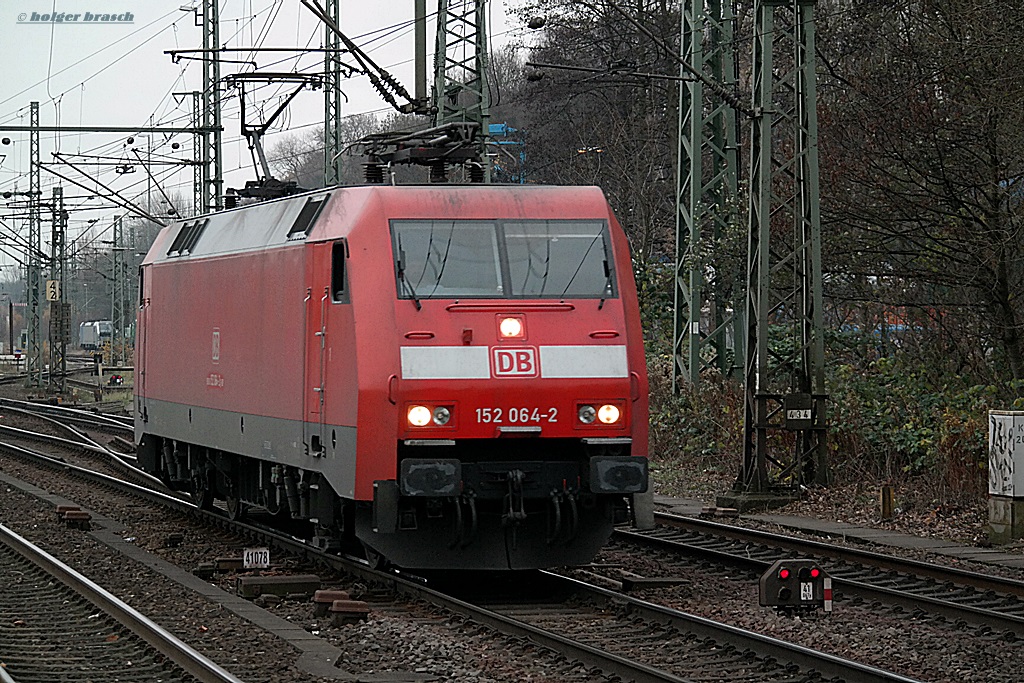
[0,523,245,683]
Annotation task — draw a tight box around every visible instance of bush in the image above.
[644,326,1021,504]
[645,352,744,498]
[824,329,1019,500]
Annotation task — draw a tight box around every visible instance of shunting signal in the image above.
[759,559,832,614]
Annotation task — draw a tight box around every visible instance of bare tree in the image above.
[512,1,679,256]
[818,0,1024,380]
[269,113,385,188]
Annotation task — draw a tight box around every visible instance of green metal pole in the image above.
[734,0,827,499]
[324,0,343,186]
[202,0,223,211]
[27,101,43,388]
[433,0,491,182]
[673,0,740,393]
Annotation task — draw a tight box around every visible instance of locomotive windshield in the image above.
[392,220,616,300]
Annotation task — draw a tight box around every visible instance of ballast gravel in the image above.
[0,431,1020,683]
[0,456,610,683]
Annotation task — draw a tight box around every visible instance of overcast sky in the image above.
[0,1,525,261]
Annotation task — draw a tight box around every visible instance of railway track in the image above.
[0,396,135,435]
[613,512,1024,636]
[0,523,242,683]
[428,570,922,683]
[0,417,925,682]
[0,360,100,387]
[0,396,137,456]
[0,414,154,489]
[2,407,1018,680]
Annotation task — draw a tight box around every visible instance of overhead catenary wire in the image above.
[132,149,179,217]
[0,7,185,115]
[0,3,524,258]
[2,3,483,170]
[45,154,168,226]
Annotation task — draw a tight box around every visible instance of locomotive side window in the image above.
[166,218,209,257]
[505,221,615,298]
[287,196,329,239]
[331,240,347,302]
[390,219,615,300]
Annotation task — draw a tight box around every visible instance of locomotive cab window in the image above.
[505,221,615,298]
[137,265,145,307]
[393,221,503,298]
[390,219,615,300]
[331,240,347,302]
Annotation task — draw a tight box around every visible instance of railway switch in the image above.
[759,559,832,613]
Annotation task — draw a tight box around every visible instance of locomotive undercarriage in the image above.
[139,435,356,547]
[362,438,648,569]
[137,433,647,570]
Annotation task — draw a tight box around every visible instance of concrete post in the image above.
[988,411,1024,543]
[632,490,655,530]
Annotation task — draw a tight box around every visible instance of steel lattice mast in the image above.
[734,0,827,497]
[324,0,343,186]
[111,216,126,366]
[673,0,741,392]
[49,186,69,392]
[433,0,491,181]
[26,101,43,388]
[191,91,203,215]
[202,0,223,212]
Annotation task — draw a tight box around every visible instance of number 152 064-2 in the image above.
[475,407,557,424]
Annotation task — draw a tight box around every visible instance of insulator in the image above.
[429,161,448,184]
[363,163,385,184]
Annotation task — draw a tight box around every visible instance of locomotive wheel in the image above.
[361,542,390,570]
[225,496,246,521]
[190,471,215,511]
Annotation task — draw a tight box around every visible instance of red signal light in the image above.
[810,567,820,578]
[778,568,790,580]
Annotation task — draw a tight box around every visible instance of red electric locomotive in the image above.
[134,184,648,570]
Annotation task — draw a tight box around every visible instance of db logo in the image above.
[491,347,539,377]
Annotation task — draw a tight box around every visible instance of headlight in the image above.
[499,316,524,338]
[578,405,596,424]
[597,404,621,424]
[408,405,432,426]
[432,406,451,425]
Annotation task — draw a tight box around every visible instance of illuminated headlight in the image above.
[432,406,451,425]
[597,404,621,424]
[408,405,432,427]
[499,316,524,338]
[578,405,596,424]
